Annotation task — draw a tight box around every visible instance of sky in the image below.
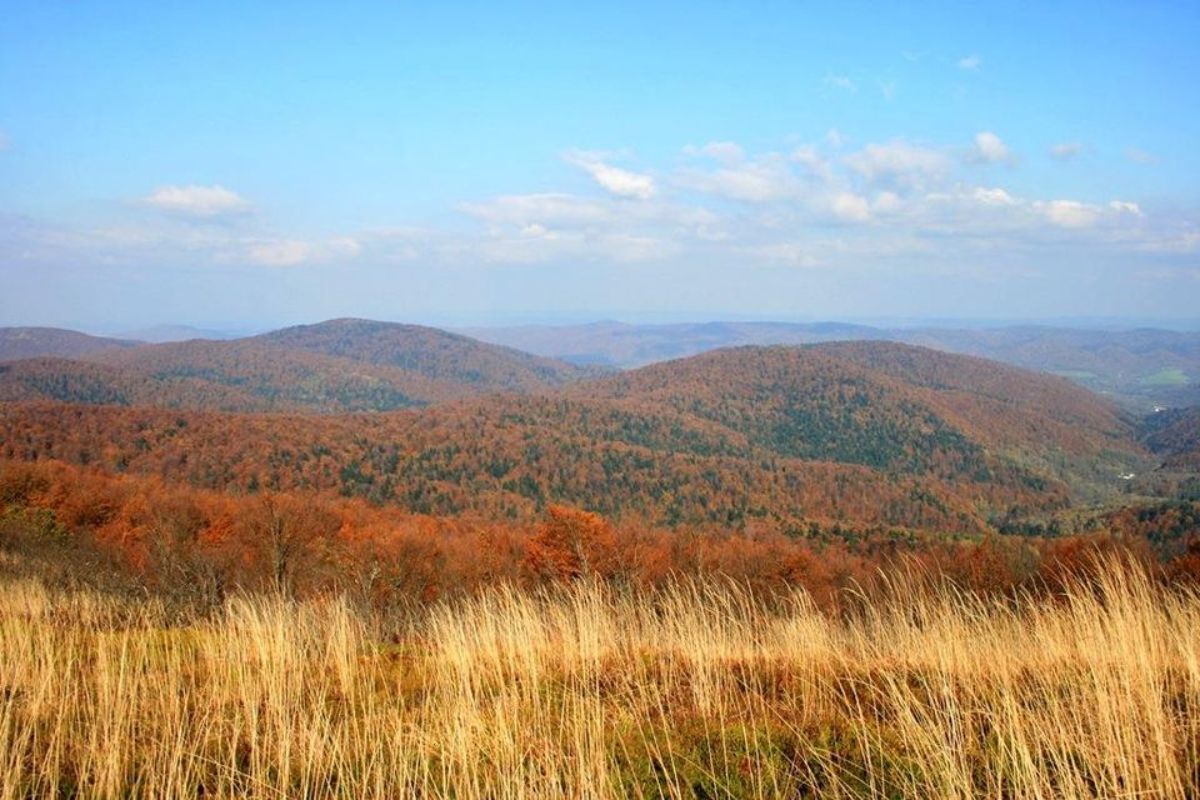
[1,1,1198,332]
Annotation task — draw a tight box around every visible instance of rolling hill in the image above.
[463,321,1200,409]
[0,341,1153,534]
[0,327,139,361]
[250,318,594,392]
[0,319,594,412]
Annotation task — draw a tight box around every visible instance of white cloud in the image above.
[463,193,615,228]
[971,131,1012,164]
[831,192,871,222]
[462,191,717,240]
[789,146,832,180]
[1037,200,1100,228]
[143,185,250,218]
[246,240,312,266]
[684,141,745,164]
[564,152,655,199]
[1049,142,1082,161]
[872,191,903,214]
[590,234,677,262]
[844,141,951,187]
[1135,230,1200,254]
[328,236,363,256]
[473,227,679,265]
[676,154,801,203]
[877,80,897,101]
[825,129,844,148]
[824,73,857,92]
[957,55,982,70]
[973,187,1019,206]
[243,236,360,266]
[680,142,836,208]
[1028,198,1140,231]
[748,242,821,267]
[10,136,1184,284]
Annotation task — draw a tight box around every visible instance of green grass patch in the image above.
[1139,368,1189,387]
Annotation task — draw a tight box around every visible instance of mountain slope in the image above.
[462,320,883,368]
[0,398,1008,534]
[0,319,596,412]
[253,318,593,392]
[0,344,459,412]
[0,342,1151,534]
[810,341,1137,470]
[897,326,1200,409]
[0,327,139,362]
[464,320,1200,409]
[568,343,1145,500]
[1141,407,1200,470]
[566,345,990,475]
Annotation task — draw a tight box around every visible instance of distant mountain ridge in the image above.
[461,321,1200,409]
[7,318,1196,410]
[0,340,1152,534]
[113,324,248,343]
[0,327,139,362]
[0,319,594,412]
[251,318,592,392]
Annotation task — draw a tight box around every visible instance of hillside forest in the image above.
[1,319,1198,604]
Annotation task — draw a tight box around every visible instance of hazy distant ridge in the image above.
[462,321,1200,409]
[0,319,593,413]
[0,327,140,362]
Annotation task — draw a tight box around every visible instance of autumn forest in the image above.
[0,318,1197,599]
[2,318,1200,797]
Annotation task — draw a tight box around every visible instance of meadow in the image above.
[1,554,1197,798]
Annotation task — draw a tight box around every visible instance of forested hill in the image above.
[565,343,1144,501]
[1140,406,1200,471]
[0,342,1152,534]
[572,343,1135,455]
[802,341,1135,454]
[249,318,595,391]
[0,319,595,412]
[0,327,139,361]
[464,321,1200,409]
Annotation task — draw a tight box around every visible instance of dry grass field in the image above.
[1,555,1198,798]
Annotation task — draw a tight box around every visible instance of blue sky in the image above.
[1,1,1197,330]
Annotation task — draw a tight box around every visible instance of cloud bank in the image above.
[143,185,251,218]
[2,134,1194,286]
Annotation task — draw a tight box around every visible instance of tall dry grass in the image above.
[1,557,1198,798]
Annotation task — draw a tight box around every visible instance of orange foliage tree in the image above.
[525,505,617,581]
